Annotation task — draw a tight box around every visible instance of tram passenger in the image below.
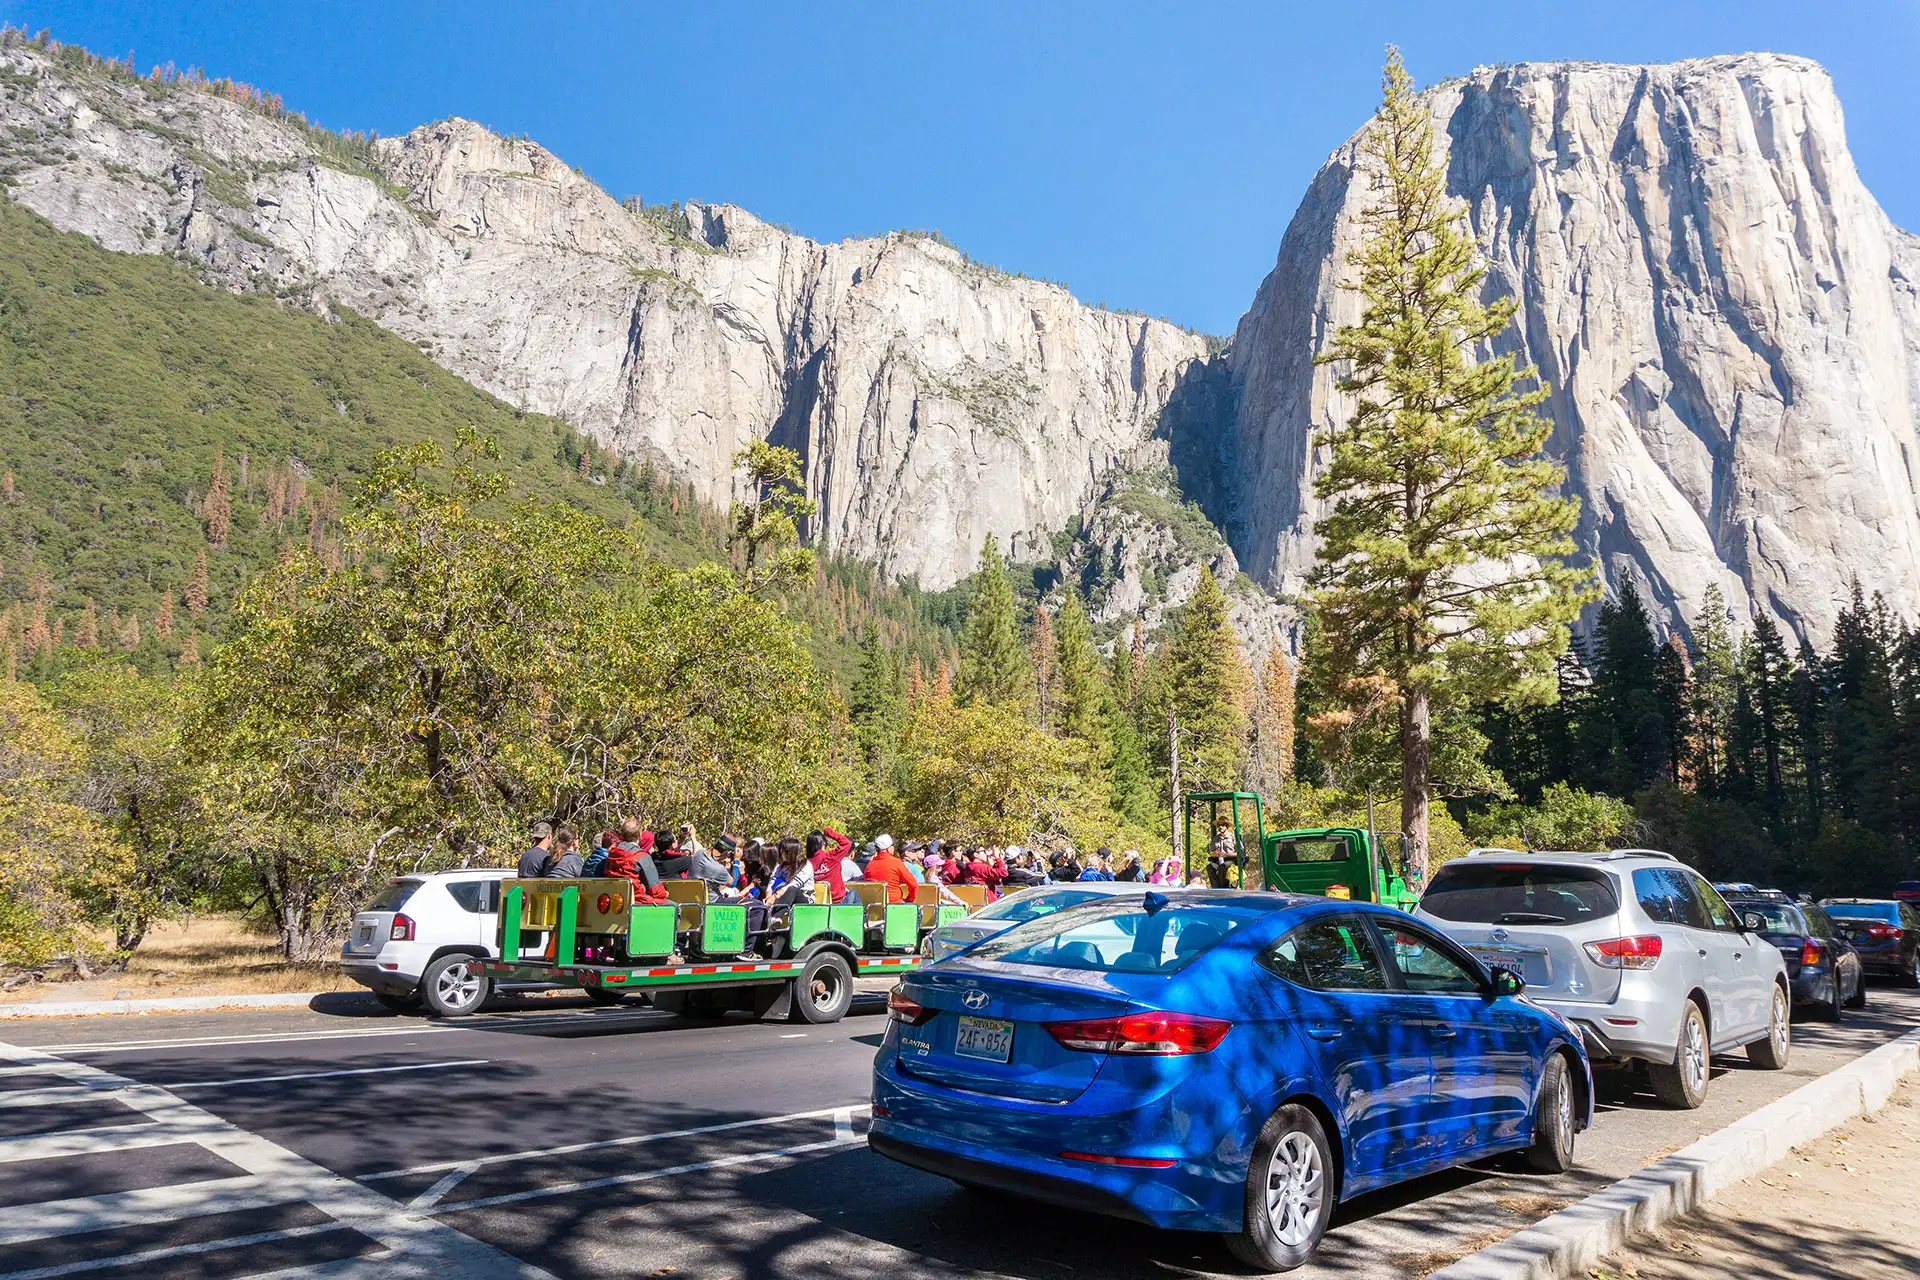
[808,827,855,903]
[771,837,817,906]
[863,835,915,903]
[541,828,585,878]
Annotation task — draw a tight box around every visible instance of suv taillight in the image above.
[1799,939,1822,967]
[887,987,936,1026]
[1584,934,1662,969]
[1044,1011,1231,1055]
[389,914,416,942]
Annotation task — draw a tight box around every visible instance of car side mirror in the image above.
[1489,966,1525,998]
[1741,911,1765,933]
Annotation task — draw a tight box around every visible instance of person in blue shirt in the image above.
[1077,849,1115,882]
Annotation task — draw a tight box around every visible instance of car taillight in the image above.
[1800,939,1822,967]
[887,987,936,1026]
[1044,1011,1232,1055]
[1865,924,1901,938]
[1584,934,1662,969]
[389,914,415,942]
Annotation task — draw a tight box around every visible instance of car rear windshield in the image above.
[1824,902,1900,924]
[364,880,419,912]
[969,899,1255,973]
[1419,863,1619,924]
[973,888,1121,925]
[1729,901,1802,935]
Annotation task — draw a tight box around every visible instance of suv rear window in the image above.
[364,880,419,912]
[1420,863,1618,924]
[970,900,1255,973]
[1824,902,1900,924]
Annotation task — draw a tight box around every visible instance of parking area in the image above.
[0,983,1915,1280]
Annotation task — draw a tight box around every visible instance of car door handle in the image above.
[1305,1021,1347,1041]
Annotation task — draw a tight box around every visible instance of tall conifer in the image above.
[956,535,1027,707]
[1310,50,1596,874]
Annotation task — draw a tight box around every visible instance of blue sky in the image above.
[5,2,1917,334]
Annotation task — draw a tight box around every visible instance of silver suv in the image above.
[1413,850,1790,1108]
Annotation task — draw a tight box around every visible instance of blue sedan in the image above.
[870,890,1592,1271]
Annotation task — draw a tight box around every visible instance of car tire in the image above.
[1903,952,1920,989]
[1648,1000,1710,1109]
[420,954,491,1018]
[1810,970,1843,1022]
[790,951,853,1024]
[373,990,422,1014]
[1845,969,1867,1010]
[1525,1053,1577,1174]
[1746,985,1790,1070]
[1224,1104,1335,1273]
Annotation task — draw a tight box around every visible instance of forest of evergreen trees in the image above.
[1480,583,1920,895]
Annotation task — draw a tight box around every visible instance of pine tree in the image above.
[177,629,199,667]
[76,600,99,649]
[1054,587,1105,748]
[1654,633,1691,786]
[154,593,174,639]
[1130,618,1148,689]
[186,550,209,619]
[956,535,1028,707]
[1166,567,1252,793]
[204,449,232,547]
[1593,585,1667,792]
[1689,586,1738,793]
[1249,644,1297,796]
[932,659,953,700]
[849,622,905,783]
[1309,51,1597,874]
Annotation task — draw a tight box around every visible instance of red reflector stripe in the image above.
[604,974,626,984]
[1059,1151,1177,1169]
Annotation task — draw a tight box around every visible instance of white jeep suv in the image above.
[340,870,592,1016]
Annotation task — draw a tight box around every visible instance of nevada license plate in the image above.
[954,1015,1014,1063]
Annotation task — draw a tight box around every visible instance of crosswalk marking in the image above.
[0,1176,282,1245]
[0,1220,358,1280]
[0,1085,131,1110]
[0,1036,553,1279]
[0,1121,177,1164]
[166,1059,490,1090]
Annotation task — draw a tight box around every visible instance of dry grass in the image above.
[0,915,357,1004]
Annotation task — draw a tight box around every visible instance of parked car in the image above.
[923,882,1151,961]
[1413,850,1791,1109]
[1891,880,1920,905]
[1724,898,1864,1019]
[1819,899,1920,986]
[340,870,584,1015]
[871,891,1591,1271]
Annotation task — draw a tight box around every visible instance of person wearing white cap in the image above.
[863,834,915,903]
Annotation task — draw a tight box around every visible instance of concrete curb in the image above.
[0,991,374,1019]
[1429,1025,1920,1280]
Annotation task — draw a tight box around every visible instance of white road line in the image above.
[404,1165,478,1213]
[27,1026,459,1055]
[0,1175,281,1245]
[0,1121,194,1164]
[166,1059,490,1090]
[425,1108,867,1215]
[360,1102,872,1180]
[0,1037,553,1278]
[0,1220,358,1280]
[0,1085,129,1110]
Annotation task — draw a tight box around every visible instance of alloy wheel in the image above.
[1682,1012,1708,1094]
[1555,1071,1575,1152]
[436,961,482,1010]
[1769,990,1789,1057]
[1263,1131,1325,1247]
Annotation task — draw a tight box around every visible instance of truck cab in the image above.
[1181,791,1419,910]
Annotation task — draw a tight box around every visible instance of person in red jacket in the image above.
[808,827,854,903]
[862,834,915,904]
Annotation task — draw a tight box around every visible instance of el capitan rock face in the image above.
[1228,54,1920,645]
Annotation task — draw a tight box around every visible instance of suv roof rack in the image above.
[1591,848,1677,862]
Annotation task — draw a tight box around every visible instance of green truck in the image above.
[476,878,973,1023]
[1182,790,1420,910]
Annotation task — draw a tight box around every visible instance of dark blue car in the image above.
[869,891,1592,1271]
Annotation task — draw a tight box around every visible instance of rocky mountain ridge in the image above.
[1226,53,1920,646]
[5,41,1919,647]
[0,44,1212,600]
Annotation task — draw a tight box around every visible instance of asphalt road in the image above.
[1,980,1915,1280]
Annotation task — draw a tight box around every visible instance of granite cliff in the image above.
[1228,53,1920,645]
